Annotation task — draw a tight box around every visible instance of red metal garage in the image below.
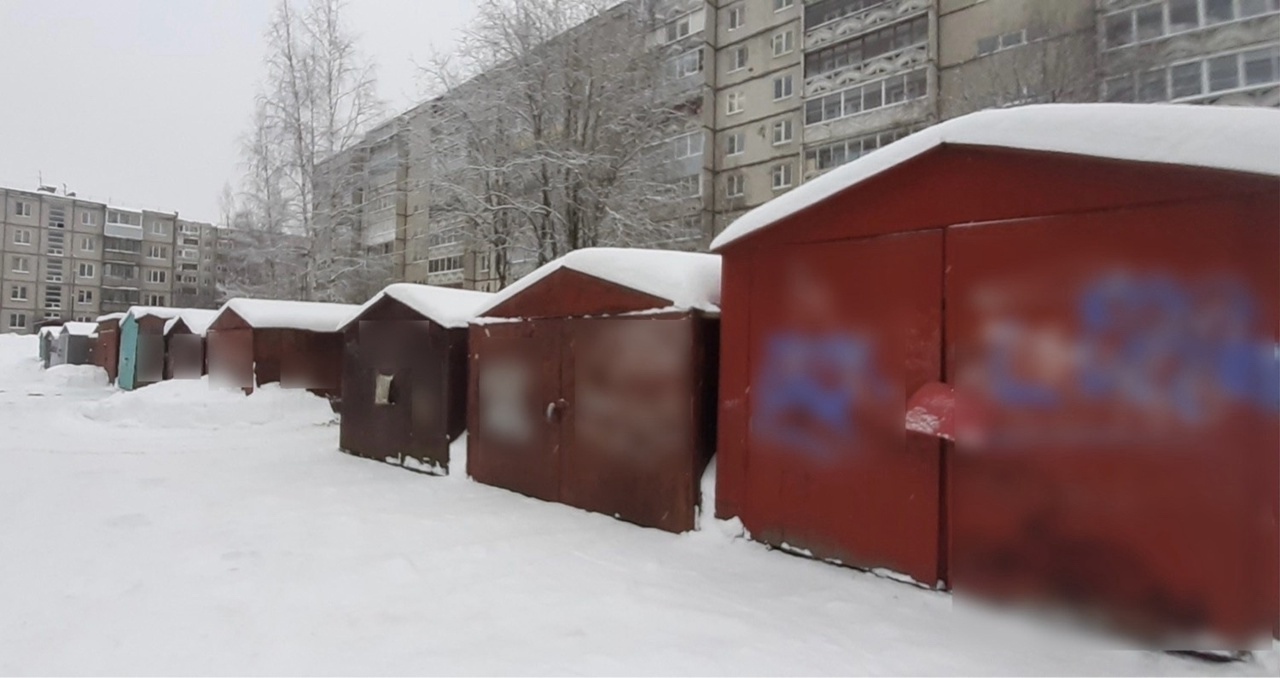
[710,104,1279,646]
[339,283,493,474]
[206,299,356,399]
[468,248,721,533]
[92,313,124,383]
[164,310,218,380]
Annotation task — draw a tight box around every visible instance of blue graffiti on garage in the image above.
[752,331,892,459]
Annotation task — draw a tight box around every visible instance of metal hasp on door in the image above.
[736,230,944,585]
[467,259,719,534]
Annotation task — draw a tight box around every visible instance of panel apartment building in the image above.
[335,0,1277,292]
[1,184,218,334]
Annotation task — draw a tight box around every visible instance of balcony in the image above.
[805,0,930,51]
[805,44,929,97]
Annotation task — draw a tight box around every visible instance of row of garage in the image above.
[38,104,1279,649]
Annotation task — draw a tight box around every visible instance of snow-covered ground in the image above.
[0,333,1275,676]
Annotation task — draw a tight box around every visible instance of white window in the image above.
[147,270,167,284]
[671,131,705,160]
[772,29,795,56]
[478,254,491,274]
[8,313,27,330]
[667,48,703,79]
[13,201,32,217]
[9,285,28,301]
[726,132,745,156]
[12,256,30,273]
[664,15,692,43]
[80,236,95,251]
[727,4,744,30]
[13,228,32,245]
[774,0,794,10]
[726,173,745,198]
[772,118,794,145]
[80,211,97,226]
[772,163,794,190]
[144,293,166,306]
[148,244,168,259]
[78,262,95,278]
[180,248,198,260]
[727,91,745,115]
[77,289,94,305]
[107,210,141,226]
[151,221,166,235]
[773,74,794,100]
[730,46,749,72]
[673,174,702,197]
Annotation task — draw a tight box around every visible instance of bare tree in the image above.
[237,0,384,302]
[416,0,703,281]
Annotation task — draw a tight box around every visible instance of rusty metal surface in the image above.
[739,231,944,583]
[93,319,121,383]
[946,196,1279,645]
[340,298,464,472]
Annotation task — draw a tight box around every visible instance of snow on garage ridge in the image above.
[340,283,495,330]
[162,310,220,337]
[213,298,360,333]
[93,312,125,323]
[59,322,98,337]
[711,103,1280,251]
[475,247,723,317]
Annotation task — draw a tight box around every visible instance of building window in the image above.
[806,0,908,29]
[427,255,464,274]
[48,207,66,229]
[46,231,65,257]
[804,68,928,125]
[805,15,928,76]
[144,293,166,306]
[13,200,32,217]
[78,262,95,279]
[726,132,745,156]
[44,286,63,311]
[772,29,795,57]
[8,313,27,330]
[730,45,749,72]
[77,289,94,305]
[106,210,141,226]
[180,248,198,259]
[671,174,702,198]
[12,256,30,273]
[666,48,704,79]
[80,236,95,251]
[147,244,168,259]
[774,0,794,10]
[773,74,794,100]
[147,270,167,284]
[726,173,745,198]
[1106,46,1280,103]
[805,125,921,174]
[81,211,97,226]
[772,118,794,145]
[727,4,744,29]
[104,236,142,253]
[977,29,1028,56]
[9,285,28,301]
[151,221,166,235]
[13,228,32,245]
[1104,0,1280,49]
[663,14,693,43]
[727,91,745,115]
[670,131,705,160]
[106,263,137,280]
[771,163,794,190]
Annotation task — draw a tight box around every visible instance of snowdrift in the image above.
[79,378,334,429]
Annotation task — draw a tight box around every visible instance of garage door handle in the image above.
[546,398,568,422]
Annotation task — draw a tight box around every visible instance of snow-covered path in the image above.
[0,334,1274,676]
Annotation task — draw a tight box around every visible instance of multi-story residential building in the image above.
[172,219,221,308]
[0,183,217,333]
[1099,0,1279,106]
[341,0,1276,294]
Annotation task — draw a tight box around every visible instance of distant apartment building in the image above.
[1,184,216,333]
[336,0,1276,293]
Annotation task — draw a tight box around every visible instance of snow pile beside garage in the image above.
[79,378,334,429]
[42,365,109,390]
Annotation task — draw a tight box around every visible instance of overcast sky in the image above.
[0,0,474,223]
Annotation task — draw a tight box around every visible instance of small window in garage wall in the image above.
[375,372,395,405]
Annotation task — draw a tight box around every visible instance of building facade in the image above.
[336,0,1277,293]
[0,184,217,333]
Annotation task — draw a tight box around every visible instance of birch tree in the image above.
[418,0,703,276]
[239,0,384,302]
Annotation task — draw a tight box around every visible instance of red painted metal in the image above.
[92,317,121,383]
[714,143,1279,644]
[206,310,344,398]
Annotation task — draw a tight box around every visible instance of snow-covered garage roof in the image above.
[342,283,495,330]
[711,103,1280,251]
[475,247,722,317]
[94,312,126,323]
[214,298,359,333]
[59,322,98,337]
[125,306,186,322]
[163,310,220,337]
